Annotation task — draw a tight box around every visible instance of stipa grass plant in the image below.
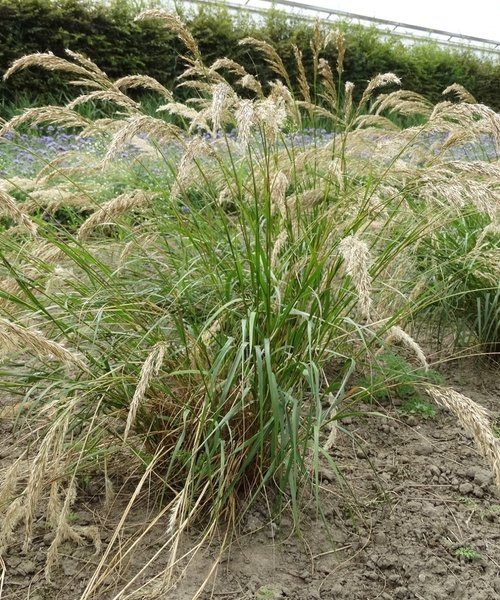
[1,11,500,599]
[418,211,500,358]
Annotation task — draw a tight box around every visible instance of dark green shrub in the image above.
[1,0,499,115]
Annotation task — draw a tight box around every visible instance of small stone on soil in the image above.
[374,532,386,545]
[474,469,492,487]
[17,559,36,575]
[459,482,474,495]
[414,441,434,455]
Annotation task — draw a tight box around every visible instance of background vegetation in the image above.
[1,0,499,118]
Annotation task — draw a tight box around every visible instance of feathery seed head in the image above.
[426,387,500,488]
[270,171,289,217]
[235,99,255,145]
[0,106,91,137]
[335,32,346,77]
[123,343,168,442]
[339,235,373,321]
[271,230,288,272]
[343,82,355,122]
[171,137,214,198]
[360,73,401,107]
[4,52,90,82]
[210,58,247,77]
[103,115,181,164]
[200,318,222,349]
[0,191,38,236]
[442,83,477,104]
[293,45,311,103]
[77,190,156,240]
[385,326,429,370]
[255,96,287,137]
[211,82,232,135]
[114,75,173,100]
[318,58,337,110]
[238,73,264,97]
[239,38,292,88]
[135,10,199,59]
[0,318,87,372]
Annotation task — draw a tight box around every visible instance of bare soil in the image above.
[1,358,499,600]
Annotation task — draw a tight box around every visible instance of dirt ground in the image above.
[1,358,499,600]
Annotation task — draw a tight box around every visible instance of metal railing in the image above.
[184,0,500,55]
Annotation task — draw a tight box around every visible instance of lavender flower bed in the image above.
[0,126,497,181]
[0,127,106,178]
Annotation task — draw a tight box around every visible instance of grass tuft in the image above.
[0,9,499,596]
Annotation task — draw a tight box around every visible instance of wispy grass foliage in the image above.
[0,12,499,598]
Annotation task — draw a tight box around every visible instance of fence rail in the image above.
[185,0,500,55]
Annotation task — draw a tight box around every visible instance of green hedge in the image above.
[1,0,499,111]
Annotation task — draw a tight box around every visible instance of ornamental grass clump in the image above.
[0,12,499,598]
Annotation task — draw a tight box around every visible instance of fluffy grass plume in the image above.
[426,387,500,488]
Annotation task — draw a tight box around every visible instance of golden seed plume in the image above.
[343,82,355,123]
[22,187,95,214]
[22,415,69,551]
[77,190,156,240]
[210,82,232,135]
[238,74,264,97]
[0,497,24,554]
[114,75,173,100]
[270,171,289,217]
[0,176,35,194]
[64,49,110,86]
[235,99,255,145]
[426,387,500,489]
[103,115,182,164]
[0,190,38,235]
[354,114,400,130]
[210,57,247,77]
[385,326,429,370]
[373,90,433,118]
[239,38,292,89]
[293,45,311,103]
[135,10,200,59]
[339,235,373,321]
[0,456,24,512]
[0,317,87,371]
[200,318,222,349]
[45,480,101,580]
[123,343,167,442]
[335,31,346,77]
[271,230,288,271]
[4,51,92,82]
[157,101,210,133]
[359,73,401,107]
[442,83,477,104]
[310,18,323,76]
[318,58,338,111]
[45,265,75,295]
[255,95,288,137]
[323,394,339,452]
[171,137,214,198]
[0,106,91,137]
[66,90,140,111]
